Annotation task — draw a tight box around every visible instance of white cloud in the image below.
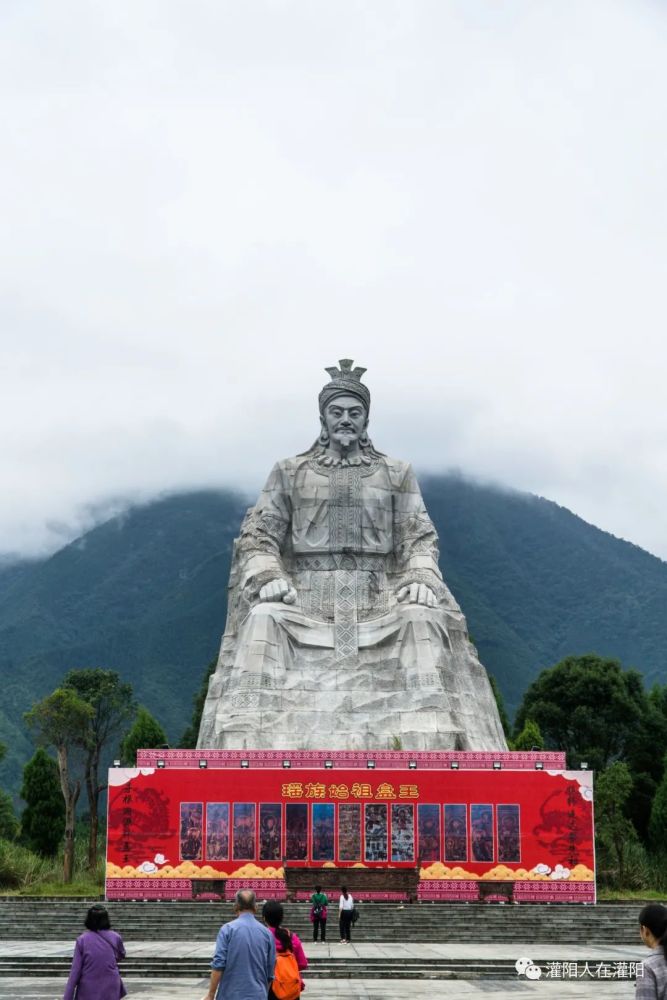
[1,1,667,557]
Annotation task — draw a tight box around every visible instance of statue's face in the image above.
[322,393,368,449]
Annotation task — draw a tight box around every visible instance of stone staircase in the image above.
[0,899,645,981]
[0,898,642,943]
[0,954,532,981]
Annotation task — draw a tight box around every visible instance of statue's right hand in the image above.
[259,578,297,604]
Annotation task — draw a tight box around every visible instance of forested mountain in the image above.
[1,475,666,796]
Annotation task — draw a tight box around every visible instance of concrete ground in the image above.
[0,978,635,998]
[0,941,647,998]
[0,940,647,959]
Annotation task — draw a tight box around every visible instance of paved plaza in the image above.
[0,940,646,959]
[0,976,636,998]
[0,941,645,998]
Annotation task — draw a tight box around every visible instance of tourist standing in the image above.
[205,889,276,1000]
[262,900,308,998]
[63,904,126,1000]
[310,884,328,942]
[339,886,354,944]
[637,903,667,1000]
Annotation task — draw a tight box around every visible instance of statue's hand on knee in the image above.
[397,582,438,608]
[258,578,297,604]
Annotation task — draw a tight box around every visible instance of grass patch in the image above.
[598,888,667,901]
[0,834,104,897]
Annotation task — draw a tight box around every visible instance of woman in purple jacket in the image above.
[63,904,126,1000]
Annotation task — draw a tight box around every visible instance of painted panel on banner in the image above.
[180,802,203,861]
[285,803,308,861]
[444,804,467,862]
[364,803,388,862]
[391,803,414,862]
[338,803,361,861]
[259,804,282,862]
[417,803,441,862]
[312,803,335,862]
[471,804,494,862]
[232,803,256,860]
[206,803,229,861]
[497,804,521,863]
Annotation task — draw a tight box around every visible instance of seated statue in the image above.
[198,360,507,751]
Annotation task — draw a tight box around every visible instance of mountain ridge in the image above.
[1,475,665,797]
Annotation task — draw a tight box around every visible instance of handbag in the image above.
[97,932,126,998]
[350,906,360,924]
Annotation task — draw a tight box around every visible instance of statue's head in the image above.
[317,359,371,453]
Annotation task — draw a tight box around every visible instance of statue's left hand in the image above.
[259,577,297,604]
[397,583,438,608]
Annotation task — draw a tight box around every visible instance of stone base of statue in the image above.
[198,595,506,752]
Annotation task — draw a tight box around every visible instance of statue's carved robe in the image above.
[198,450,508,751]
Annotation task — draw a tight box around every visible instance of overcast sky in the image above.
[2,1,667,561]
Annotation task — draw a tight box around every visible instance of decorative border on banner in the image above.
[105,876,594,903]
[136,749,566,770]
[514,880,596,903]
[106,878,193,900]
[417,879,595,903]
[225,878,286,900]
[418,879,479,901]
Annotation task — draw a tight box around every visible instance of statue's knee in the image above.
[242,600,287,631]
[248,601,275,619]
[396,601,432,623]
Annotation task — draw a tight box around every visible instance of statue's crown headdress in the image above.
[319,358,370,414]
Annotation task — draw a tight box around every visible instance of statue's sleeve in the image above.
[236,463,293,600]
[393,464,452,605]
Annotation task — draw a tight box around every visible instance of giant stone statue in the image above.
[198,360,507,751]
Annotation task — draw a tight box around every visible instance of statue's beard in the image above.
[333,430,357,449]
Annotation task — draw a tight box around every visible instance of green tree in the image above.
[0,790,19,840]
[513,654,646,771]
[120,707,167,766]
[20,748,66,856]
[512,718,545,751]
[179,659,217,748]
[595,761,637,886]
[24,689,93,882]
[0,742,19,840]
[488,674,512,741]
[62,669,135,869]
[648,753,667,851]
[624,684,667,842]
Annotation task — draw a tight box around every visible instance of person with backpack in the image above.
[262,900,308,999]
[309,885,328,943]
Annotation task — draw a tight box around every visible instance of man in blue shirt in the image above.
[205,888,276,1000]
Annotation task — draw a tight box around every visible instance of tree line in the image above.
[0,668,167,883]
[496,653,667,889]
[1,653,666,889]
